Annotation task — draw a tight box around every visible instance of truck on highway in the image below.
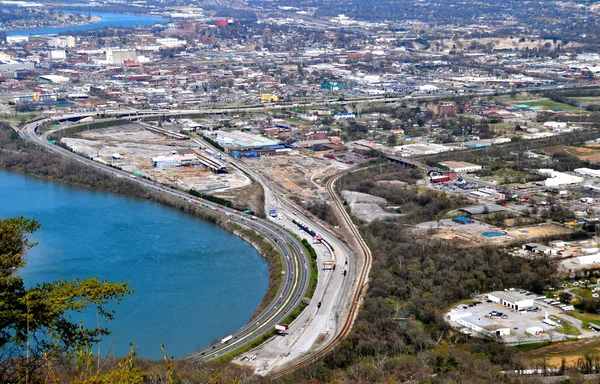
[250,215,257,220]
[275,324,289,333]
[221,335,233,344]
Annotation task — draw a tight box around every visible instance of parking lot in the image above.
[446,292,597,344]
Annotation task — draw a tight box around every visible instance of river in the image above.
[0,169,268,359]
[4,11,168,36]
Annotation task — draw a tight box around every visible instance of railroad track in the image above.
[269,170,372,379]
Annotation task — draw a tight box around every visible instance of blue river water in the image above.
[0,169,268,359]
[4,11,167,36]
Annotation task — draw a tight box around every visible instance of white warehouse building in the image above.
[575,168,600,179]
[538,169,583,187]
[487,291,534,311]
[455,315,511,337]
[572,254,600,265]
[439,161,482,173]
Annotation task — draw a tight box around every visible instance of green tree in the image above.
[0,216,132,382]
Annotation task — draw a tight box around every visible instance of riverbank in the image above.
[0,122,283,358]
[4,10,166,36]
[0,8,101,32]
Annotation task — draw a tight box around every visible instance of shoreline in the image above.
[0,13,103,33]
[0,124,283,360]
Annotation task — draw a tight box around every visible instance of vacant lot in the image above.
[415,220,573,246]
[521,338,600,369]
[243,153,346,199]
[541,145,600,163]
[523,99,582,112]
[506,224,573,240]
[62,124,251,192]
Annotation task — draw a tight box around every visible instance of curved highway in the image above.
[268,170,373,378]
[14,119,311,362]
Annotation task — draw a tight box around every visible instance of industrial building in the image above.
[487,291,534,311]
[446,310,510,337]
[13,93,57,103]
[231,145,293,158]
[575,168,600,179]
[260,94,279,103]
[464,141,492,148]
[460,205,506,215]
[106,49,137,65]
[440,161,482,173]
[572,254,600,265]
[456,315,510,337]
[333,113,356,120]
[0,59,35,77]
[470,188,505,200]
[522,243,555,256]
[538,169,583,187]
[39,75,70,84]
[394,143,453,157]
[212,131,279,148]
[150,154,196,168]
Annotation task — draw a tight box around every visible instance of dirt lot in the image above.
[414,220,573,246]
[61,124,251,192]
[505,224,573,240]
[540,145,600,163]
[416,218,507,246]
[241,153,347,199]
[213,181,265,217]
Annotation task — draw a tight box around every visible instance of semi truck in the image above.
[221,335,233,344]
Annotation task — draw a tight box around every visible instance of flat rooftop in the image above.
[440,161,481,169]
[214,130,279,147]
[489,290,533,303]
[460,204,506,215]
[461,315,495,327]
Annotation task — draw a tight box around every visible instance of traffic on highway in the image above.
[15,119,313,362]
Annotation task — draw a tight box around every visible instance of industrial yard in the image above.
[239,153,347,199]
[60,124,251,192]
[446,289,598,344]
[415,216,574,246]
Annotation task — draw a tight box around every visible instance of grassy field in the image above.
[572,96,600,104]
[568,310,600,329]
[490,122,520,135]
[329,104,345,112]
[522,99,583,112]
[516,341,552,352]
[572,288,594,299]
[480,167,543,185]
[521,339,600,368]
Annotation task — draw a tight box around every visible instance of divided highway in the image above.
[13,120,311,362]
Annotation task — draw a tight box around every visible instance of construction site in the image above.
[60,124,251,193]
[415,217,574,246]
[239,153,348,200]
